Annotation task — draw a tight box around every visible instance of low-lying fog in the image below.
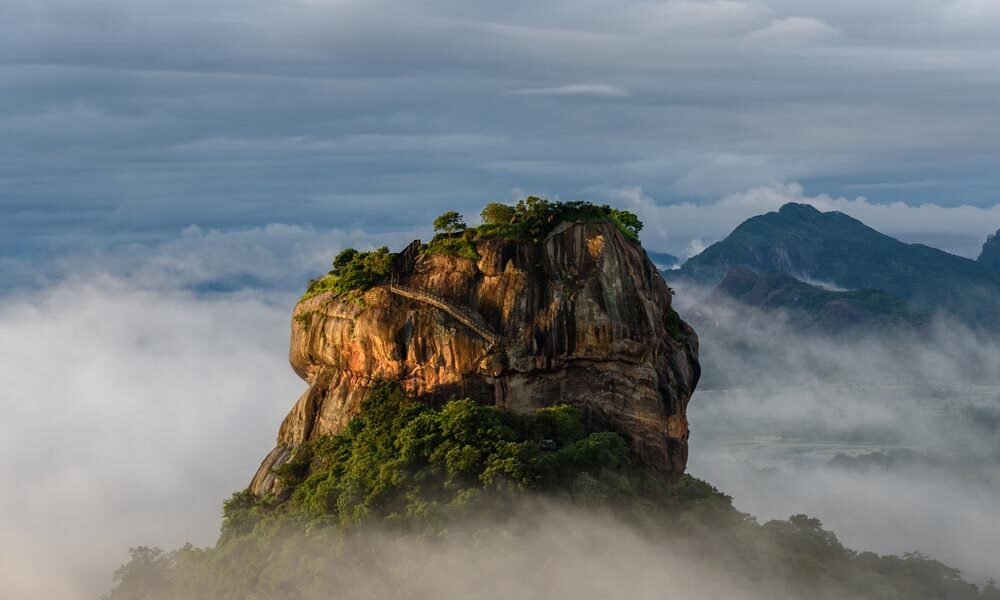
[2,272,998,599]
[675,285,1000,582]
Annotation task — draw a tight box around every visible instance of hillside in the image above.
[979,230,1000,271]
[101,199,1000,600]
[104,381,1000,600]
[677,203,1000,328]
[647,250,681,269]
[707,267,927,332]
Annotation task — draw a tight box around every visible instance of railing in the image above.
[387,282,500,347]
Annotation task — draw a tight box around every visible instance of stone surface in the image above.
[250,222,700,496]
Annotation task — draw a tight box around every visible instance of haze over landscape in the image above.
[2,1,1000,599]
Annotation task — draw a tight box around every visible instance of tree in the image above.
[362,246,392,277]
[610,209,643,238]
[332,248,359,271]
[480,202,515,225]
[108,546,173,600]
[513,196,559,241]
[433,211,467,234]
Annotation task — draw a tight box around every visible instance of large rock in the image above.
[250,222,700,496]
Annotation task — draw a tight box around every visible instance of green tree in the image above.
[611,209,643,238]
[433,211,467,234]
[362,246,392,276]
[481,202,516,225]
[108,546,173,600]
[513,196,559,241]
[332,248,359,271]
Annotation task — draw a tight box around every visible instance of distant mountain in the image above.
[979,230,1000,271]
[707,267,927,332]
[647,250,680,269]
[677,203,1000,328]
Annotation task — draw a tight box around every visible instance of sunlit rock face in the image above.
[251,222,700,496]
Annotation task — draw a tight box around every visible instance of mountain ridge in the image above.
[677,202,1000,328]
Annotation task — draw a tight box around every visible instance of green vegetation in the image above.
[712,267,929,332]
[432,210,467,234]
[300,198,643,298]
[475,196,643,243]
[422,197,643,259]
[253,381,650,528]
[301,246,392,301]
[106,382,997,600]
[423,228,480,260]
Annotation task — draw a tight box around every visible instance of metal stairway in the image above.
[387,282,500,348]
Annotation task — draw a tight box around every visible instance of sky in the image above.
[2,1,1000,598]
[3,0,1000,270]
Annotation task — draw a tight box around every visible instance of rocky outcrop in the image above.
[250,222,700,496]
[979,230,1000,271]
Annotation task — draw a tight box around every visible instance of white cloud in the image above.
[629,0,772,35]
[610,182,1000,257]
[676,290,1000,581]
[748,16,840,44]
[509,83,632,98]
[0,277,302,599]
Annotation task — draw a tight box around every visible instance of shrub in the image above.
[433,211,467,234]
[480,202,516,225]
[301,246,392,301]
[423,235,480,260]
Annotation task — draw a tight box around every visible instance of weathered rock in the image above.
[251,222,700,496]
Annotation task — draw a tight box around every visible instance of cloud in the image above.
[0,276,302,600]
[748,16,840,44]
[509,83,631,98]
[674,287,1000,581]
[4,0,1000,263]
[1,200,998,598]
[610,182,1000,257]
[629,0,772,35]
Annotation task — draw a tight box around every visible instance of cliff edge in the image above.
[251,218,700,496]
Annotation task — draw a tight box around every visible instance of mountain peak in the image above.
[978,229,1000,270]
[777,202,823,217]
[677,203,1000,328]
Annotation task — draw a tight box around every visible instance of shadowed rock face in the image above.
[980,230,1000,271]
[251,222,700,496]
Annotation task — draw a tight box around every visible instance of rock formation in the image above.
[979,230,1000,271]
[251,221,700,496]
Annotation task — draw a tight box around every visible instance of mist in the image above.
[674,283,1000,582]
[104,497,957,600]
[0,277,302,599]
[2,233,999,598]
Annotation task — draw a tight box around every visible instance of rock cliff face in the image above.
[251,221,700,496]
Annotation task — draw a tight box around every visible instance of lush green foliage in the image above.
[423,229,480,260]
[265,382,641,527]
[105,383,997,600]
[302,246,392,301]
[301,198,644,298]
[476,197,643,242]
[432,210,467,234]
[480,202,516,225]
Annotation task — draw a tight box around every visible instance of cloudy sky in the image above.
[4,0,1000,272]
[2,1,1000,598]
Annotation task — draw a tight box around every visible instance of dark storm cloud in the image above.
[3,0,1000,261]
